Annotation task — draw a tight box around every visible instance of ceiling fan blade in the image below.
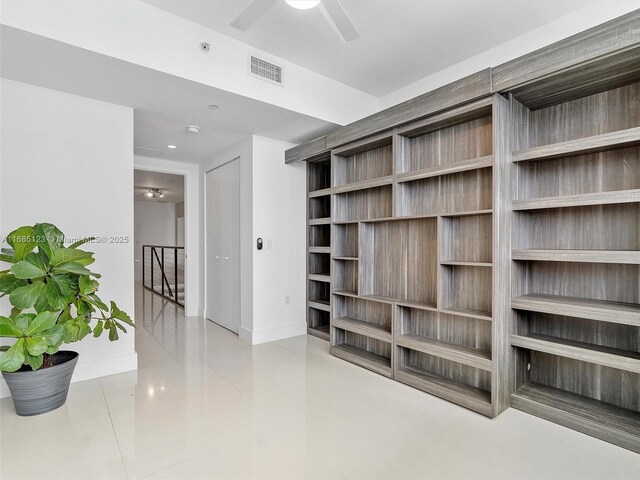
[230,0,278,31]
[319,0,360,42]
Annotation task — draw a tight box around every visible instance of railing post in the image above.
[175,248,179,306]
[161,247,165,296]
[150,247,154,292]
[142,245,146,288]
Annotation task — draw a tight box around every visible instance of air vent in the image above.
[248,55,284,86]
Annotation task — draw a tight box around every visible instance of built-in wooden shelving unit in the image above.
[510,80,640,453]
[306,154,332,340]
[289,10,640,453]
[325,96,511,418]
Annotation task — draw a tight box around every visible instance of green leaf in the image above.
[6,226,36,261]
[69,237,96,249]
[10,281,45,309]
[88,293,108,311]
[53,262,91,276]
[24,311,58,335]
[10,260,46,279]
[34,293,55,313]
[51,274,77,297]
[26,336,48,356]
[43,325,65,353]
[24,351,43,370]
[50,248,92,266]
[63,317,91,343]
[108,324,119,341]
[0,253,17,264]
[111,302,134,327]
[79,275,99,295]
[0,339,26,372]
[75,298,93,315]
[93,319,104,338]
[15,313,35,333]
[45,281,69,310]
[33,223,64,258]
[0,273,27,294]
[0,316,23,337]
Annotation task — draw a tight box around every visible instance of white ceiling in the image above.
[141,0,594,96]
[134,170,185,203]
[0,26,337,164]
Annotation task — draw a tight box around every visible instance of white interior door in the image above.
[205,159,240,334]
[221,159,240,333]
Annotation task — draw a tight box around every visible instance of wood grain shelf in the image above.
[512,249,640,264]
[308,217,331,225]
[393,209,493,221]
[308,246,331,254]
[307,324,330,341]
[308,274,331,283]
[440,261,493,267]
[397,334,492,371]
[330,344,392,378]
[332,176,393,194]
[511,383,640,454]
[440,306,492,322]
[332,290,359,298]
[513,189,640,211]
[307,300,330,312]
[396,366,493,416]
[308,188,332,199]
[511,333,640,374]
[512,294,640,327]
[332,317,392,343]
[512,126,640,162]
[332,256,359,261]
[397,155,493,183]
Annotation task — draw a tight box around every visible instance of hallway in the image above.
[2,288,639,480]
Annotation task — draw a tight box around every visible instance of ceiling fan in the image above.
[230,0,359,43]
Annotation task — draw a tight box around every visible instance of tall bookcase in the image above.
[329,96,512,417]
[509,81,640,452]
[307,153,332,340]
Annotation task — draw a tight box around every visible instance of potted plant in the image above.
[0,223,133,416]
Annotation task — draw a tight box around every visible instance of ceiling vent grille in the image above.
[248,55,283,86]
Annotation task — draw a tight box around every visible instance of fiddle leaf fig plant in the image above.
[0,223,134,372]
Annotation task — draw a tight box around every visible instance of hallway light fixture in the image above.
[167,144,177,149]
[285,1,321,9]
[146,188,165,199]
[186,125,200,133]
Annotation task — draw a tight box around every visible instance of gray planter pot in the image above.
[3,351,79,416]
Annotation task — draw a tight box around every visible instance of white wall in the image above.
[380,1,640,108]
[0,79,137,396]
[134,156,202,317]
[250,136,306,343]
[133,200,176,282]
[0,0,378,125]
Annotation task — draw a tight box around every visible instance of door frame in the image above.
[134,156,201,317]
[204,157,241,328]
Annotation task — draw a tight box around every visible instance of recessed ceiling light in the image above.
[208,104,220,110]
[186,125,200,133]
[167,144,177,149]
[285,0,320,9]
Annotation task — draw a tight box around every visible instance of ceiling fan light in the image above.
[285,0,321,10]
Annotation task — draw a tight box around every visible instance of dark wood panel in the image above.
[326,69,492,149]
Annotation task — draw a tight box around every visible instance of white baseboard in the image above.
[0,352,138,399]
[240,322,307,345]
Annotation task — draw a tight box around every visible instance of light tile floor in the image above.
[2,288,639,479]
